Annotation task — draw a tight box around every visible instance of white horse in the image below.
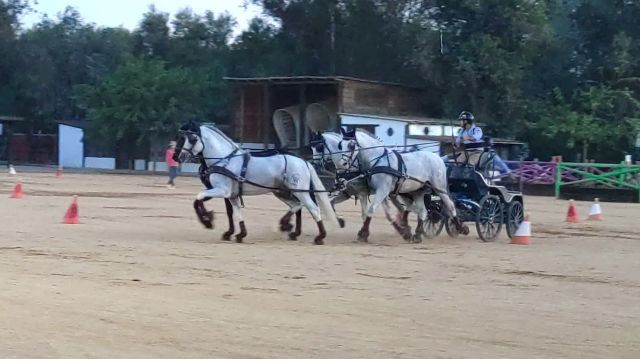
[175,121,339,245]
[338,128,469,242]
[310,131,417,239]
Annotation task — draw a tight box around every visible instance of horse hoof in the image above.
[461,225,470,236]
[235,234,246,243]
[222,233,232,241]
[338,218,346,228]
[288,233,299,241]
[412,235,423,244]
[357,232,369,243]
[314,238,325,245]
[402,229,413,241]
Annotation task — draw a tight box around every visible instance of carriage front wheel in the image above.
[424,200,445,239]
[505,200,524,239]
[476,195,503,242]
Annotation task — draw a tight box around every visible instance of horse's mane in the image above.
[323,132,342,142]
[201,124,241,150]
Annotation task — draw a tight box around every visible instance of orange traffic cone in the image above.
[62,196,79,224]
[56,165,63,178]
[10,182,23,199]
[511,213,531,245]
[566,199,579,223]
[588,198,603,221]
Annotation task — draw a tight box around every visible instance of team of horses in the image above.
[173,121,470,245]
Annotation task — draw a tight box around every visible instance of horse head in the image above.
[175,120,204,163]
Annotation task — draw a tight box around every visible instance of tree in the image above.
[407,0,554,135]
[76,57,208,163]
[134,5,170,59]
[0,0,30,114]
[541,86,640,161]
[15,7,133,132]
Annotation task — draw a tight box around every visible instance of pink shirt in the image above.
[166,148,178,167]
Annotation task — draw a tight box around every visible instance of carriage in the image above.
[422,151,525,242]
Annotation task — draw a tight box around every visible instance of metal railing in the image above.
[554,162,640,198]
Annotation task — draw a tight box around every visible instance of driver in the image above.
[454,111,484,166]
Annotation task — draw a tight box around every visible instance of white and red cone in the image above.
[588,198,603,221]
[511,213,531,245]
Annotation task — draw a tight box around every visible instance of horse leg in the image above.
[359,187,392,242]
[279,211,295,232]
[411,192,429,243]
[359,193,370,221]
[193,199,214,229]
[193,187,233,229]
[221,198,235,241]
[382,199,411,240]
[228,197,247,243]
[434,187,470,235]
[294,192,326,245]
[290,209,303,241]
[330,191,351,228]
[284,204,304,241]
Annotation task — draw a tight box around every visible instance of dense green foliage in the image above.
[1,0,639,161]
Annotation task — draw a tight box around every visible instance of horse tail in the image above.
[308,164,340,228]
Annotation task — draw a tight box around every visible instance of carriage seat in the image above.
[446,163,489,199]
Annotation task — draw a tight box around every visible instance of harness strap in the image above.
[238,152,251,207]
[392,150,407,196]
[204,154,334,195]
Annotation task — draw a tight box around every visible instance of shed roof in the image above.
[340,113,453,126]
[0,116,24,122]
[410,135,525,145]
[223,76,423,89]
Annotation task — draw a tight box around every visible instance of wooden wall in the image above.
[340,80,424,117]
[230,79,427,146]
[233,84,266,143]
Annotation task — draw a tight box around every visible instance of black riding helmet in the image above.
[458,111,475,124]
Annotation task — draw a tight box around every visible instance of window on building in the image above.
[344,124,378,135]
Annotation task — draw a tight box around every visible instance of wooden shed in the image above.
[224,76,432,151]
[0,116,24,164]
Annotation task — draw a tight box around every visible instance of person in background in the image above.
[166,141,179,189]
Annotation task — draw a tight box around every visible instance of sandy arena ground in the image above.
[1,171,640,358]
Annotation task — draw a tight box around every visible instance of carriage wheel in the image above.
[506,200,524,239]
[424,200,445,239]
[475,195,503,242]
[444,217,460,238]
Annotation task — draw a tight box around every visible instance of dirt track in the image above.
[1,172,640,358]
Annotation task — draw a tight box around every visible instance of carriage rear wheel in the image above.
[475,195,503,242]
[506,200,524,239]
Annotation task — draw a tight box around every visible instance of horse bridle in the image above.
[178,129,242,167]
[338,139,361,171]
[310,136,335,169]
[177,130,202,161]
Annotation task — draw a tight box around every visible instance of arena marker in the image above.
[566,199,579,223]
[10,182,23,199]
[62,195,80,224]
[511,213,531,245]
[588,198,603,221]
